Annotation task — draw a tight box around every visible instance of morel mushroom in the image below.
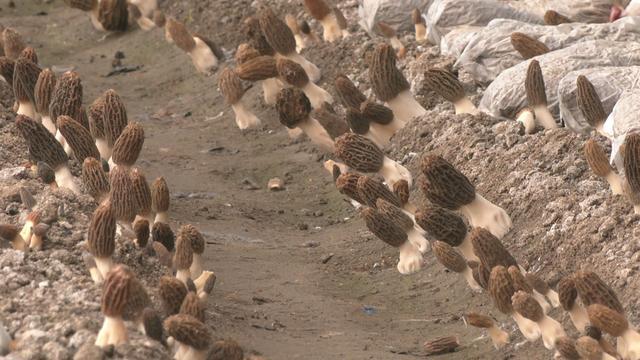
[165,18,220,74]
[510,33,550,60]
[525,60,557,129]
[276,58,333,109]
[432,241,481,290]
[377,22,405,58]
[179,224,205,279]
[218,67,261,130]
[164,314,211,360]
[412,9,427,43]
[424,68,478,115]
[512,290,566,349]
[558,276,590,333]
[95,265,134,347]
[276,87,334,152]
[587,304,640,360]
[151,177,170,224]
[577,75,608,136]
[376,198,428,253]
[13,57,41,120]
[584,139,623,195]
[465,312,509,349]
[34,69,57,134]
[87,203,117,280]
[303,0,342,42]
[0,224,27,251]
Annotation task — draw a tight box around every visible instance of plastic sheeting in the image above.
[455,17,640,84]
[440,25,482,58]
[479,40,640,122]
[358,0,433,34]
[603,90,640,168]
[515,0,624,23]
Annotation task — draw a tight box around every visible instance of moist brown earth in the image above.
[0,1,638,360]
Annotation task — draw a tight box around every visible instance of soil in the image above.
[0,1,638,360]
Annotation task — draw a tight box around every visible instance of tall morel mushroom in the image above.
[174,230,194,285]
[151,177,170,224]
[587,304,640,360]
[525,59,557,130]
[82,157,110,203]
[465,312,509,349]
[34,69,57,134]
[432,240,481,290]
[218,67,261,130]
[3,28,26,60]
[180,224,205,279]
[276,58,333,109]
[376,198,427,253]
[13,57,41,120]
[276,87,334,152]
[102,89,129,160]
[414,204,474,260]
[87,202,117,280]
[624,133,640,196]
[558,276,590,333]
[165,17,221,74]
[109,166,138,230]
[95,265,134,347]
[164,314,211,360]
[110,121,144,169]
[423,68,477,115]
[131,168,153,226]
[510,33,550,60]
[512,290,566,349]
[577,75,608,135]
[334,73,366,109]
[303,0,342,42]
[159,275,188,316]
[584,139,623,195]
[57,115,101,163]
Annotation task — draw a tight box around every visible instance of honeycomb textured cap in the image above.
[573,270,624,314]
[412,8,425,25]
[525,60,547,106]
[258,7,296,55]
[174,232,194,270]
[510,33,550,60]
[420,155,475,209]
[101,265,133,317]
[236,55,278,81]
[82,157,110,201]
[575,336,603,359]
[122,276,151,321]
[18,47,38,64]
[153,10,166,27]
[235,43,261,65]
[512,290,543,322]
[103,89,128,147]
[159,276,188,316]
[470,228,518,270]
[585,325,602,340]
[151,177,170,213]
[432,241,467,273]
[142,308,165,344]
[312,102,349,139]
[335,133,384,173]
[37,161,56,185]
[414,205,467,247]
[179,224,205,254]
[34,69,56,116]
[3,28,26,60]
[112,122,145,167]
[13,58,41,104]
[377,21,396,38]
[334,74,366,109]
[0,224,19,243]
[335,173,366,204]
[356,175,402,208]
[558,276,578,311]
[423,68,465,103]
[489,265,516,314]
[218,67,245,105]
[368,43,409,102]
[525,272,550,294]
[376,198,413,231]
[333,7,347,30]
[393,180,410,206]
[465,313,494,328]
[98,0,129,32]
[624,133,640,194]
[576,75,607,128]
[276,87,312,128]
[88,95,106,139]
[131,168,152,215]
[88,202,116,258]
[586,304,628,337]
[201,272,217,294]
[109,166,138,223]
[423,336,459,356]
[163,314,211,350]
[57,115,100,163]
[360,100,394,125]
[15,115,68,168]
[152,222,175,252]
[304,0,331,20]
[0,57,15,82]
[133,219,150,247]
[179,292,205,322]
[346,108,370,135]
[49,71,83,125]
[276,58,309,87]
[361,207,408,248]
[555,337,581,360]
[544,10,572,25]
[584,139,612,177]
[208,339,244,360]
[242,16,275,56]
[470,261,490,290]
[508,266,533,294]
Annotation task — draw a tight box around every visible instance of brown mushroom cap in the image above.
[3,28,26,60]
[102,89,128,147]
[13,57,41,104]
[159,276,188,316]
[512,290,543,322]
[356,175,402,208]
[412,8,425,25]
[525,272,550,295]
[98,0,129,32]
[360,100,394,125]
[122,276,151,321]
[276,58,309,87]
[335,133,384,173]
[153,10,166,27]
[470,261,491,290]
[423,336,459,356]
[334,74,366,109]
[236,55,278,81]
[558,276,578,311]
[258,7,296,55]
[584,139,612,177]
[573,270,623,314]
[218,67,245,105]
[82,157,110,201]
[235,43,261,65]
[377,21,396,38]
[208,339,244,360]
[432,241,467,273]
[34,69,56,116]
[109,166,138,223]
[18,47,38,64]
[624,133,640,194]
[15,115,68,168]
[0,57,15,82]
[88,202,116,258]
[89,95,107,140]
[489,265,516,314]
[131,168,152,215]
[586,304,628,337]
[142,308,165,345]
[57,115,101,163]
[544,10,572,25]
[510,33,550,60]
[555,337,581,360]
[275,87,312,129]
[576,75,607,129]
[133,219,150,247]
[151,177,170,214]
[37,161,56,185]
[336,173,365,204]
[111,122,145,167]
[465,312,494,329]
[242,16,275,57]
[174,232,194,270]
[179,292,205,322]
[393,180,410,206]
[163,314,211,350]
[415,205,467,247]
[0,224,19,245]
[470,228,518,270]
[200,272,217,295]
[420,155,475,209]
[346,108,370,135]
[333,7,347,30]
[369,43,409,102]
[376,198,413,231]
[508,266,533,294]
[361,206,407,248]
[575,336,603,360]
[101,265,134,317]
[179,224,205,255]
[423,68,465,103]
[152,222,175,252]
[525,60,547,107]
[49,71,83,125]
[312,103,349,139]
[304,0,331,20]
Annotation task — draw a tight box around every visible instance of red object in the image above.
[610,5,623,22]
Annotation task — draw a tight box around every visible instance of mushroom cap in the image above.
[558,276,578,311]
[525,59,547,107]
[122,276,151,322]
[142,308,165,344]
[98,0,129,32]
[152,222,175,252]
[512,290,543,322]
[584,139,612,177]
[13,57,41,103]
[102,89,128,147]
[346,108,370,135]
[335,173,366,204]
[586,304,628,337]
[101,265,134,317]
[285,14,300,34]
[153,10,166,27]
[164,314,211,350]
[376,198,413,231]
[109,166,138,223]
[179,292,205,322]
[32,223,49,238]
[218,67,245,105]
[356,175,402,208]
[242,16,275,56]
[555,337,581,360]
[111,122,145,167]
[49,71,83,126]
[208,339,244,360]
[469,228,518,270]
[432,241,467,273]
[335,133,384,173]
[133,219,150,247]
[57,115,101,163]
[465,312,494,329]
[423,68,465,103]
[624,133,640,194]
[236,55,277,82]
[576,75,607,128]
[423,336,459,356]
[3,28,26,60]
[0,57,15,82]
[414,205,466,247]
[420,155,475,210]
[544,10,572,25]
[82,157,110,201]
[276,58,309,88]
[200,272,217,295]
[235,43,261,65]
[258,7,296,55]
[412,8,425,25]
[334,74,366,109]
[508,266,533,294]
[88,202,116,258]
[368,43,409,102]
[361,207,407,248]
[15,115,68,168]
[131,168,152,215]
[393,180,410,206]
[360,100,394,125]
[304,0,331,20]
[525,272,550,295]
[573,270,623,314]
[19,187,36,211]
[470,261,491,290]
[179,224,205,255]
[88,95,107,139]
[174,231,194,270]
[18,47,38,64]
[312,103,349,139]
[488,265,516,314]
[575,336,603,360]
[276,87,312,129]
[151,177,170,214]
[585,325,602,340]
[510,33,550,60]
[37,161,57,186]
[64,0,97,11]
[34,69,56,116]
[159,275,188,316]
[377,21,396,38]
[0,224,19,244]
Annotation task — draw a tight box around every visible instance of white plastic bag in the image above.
[603,90,640,168]
[358,0,433,34]
[440,25,482,58]
[514,0,624,23]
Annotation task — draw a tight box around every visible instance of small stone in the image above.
[268,178,284,191]
[321,253,334,264]
[241,178,260,190]
[313,211,324,217]
[297,223,308,231]
[73,343,104,360]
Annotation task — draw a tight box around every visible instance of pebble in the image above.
[73,343,104,360]
[267,178,284,191]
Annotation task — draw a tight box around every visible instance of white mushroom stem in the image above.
[20,219,35,247]
[533,105,557,129]
[282,52,321,83]
[407,227,428,253]
[397,240,423,275]
[41,116,56,135]
[136,16,156,31]
[88,265,104,284]
[604,172,624,195]
[460,266,482,291]
[319,12,342,42]
[94,256,114,280]
[287,127,304,139]
[459,194,512,239]
[635,205,640,215]
[363,128,388,148]
[231,101,261,130]
[294,34,305,52]
[176,268,191,285]
[17,101,36,120]
[190,254,203,280]
[532,290,552,314]
[96,138,111,160]
[370,121,402,144]
[175,342,207,360]
[537,315,566,350]
[29,233,43,250]
[385,90,426,125]
[322,159,349,177]
[453,98,479,115]
[487,325,510,349]
[389,37,405,54]
[188,37,218,74]
[457,237,479,262]
[379,156,412,189]
[619,328,640,360]
[154,211,169,224]
[516,110,536,134]
[512,312,541,341]
[546,289,560,308]
[302,82,333,109]
[261,78,283,105]
[297,117,335,153]
[567,304,590,333]
[415,23,427,42]
[130,0,157,17]
[54,166,81,194]
[95,316,127,347]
